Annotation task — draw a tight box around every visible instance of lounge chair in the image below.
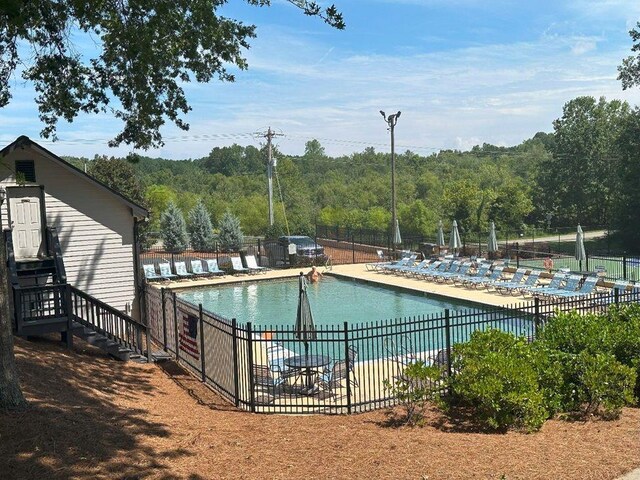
[535,274,581,299]
[412,260,441,278]
[143,264,164,282]
[492,268,527,295]
[553,276,599,298]
[395,259,429,276]
[495,270,542,296]
[230,256,250,275]
[422,260,455,281]
[158,262,178,281]
[205,259,225,276]
[379,254,417,274]
[520,271,566,296]
[190,260,211,277]
[452,262,491,286]
[174,261,194,279]
[463,265,504,289]
[435,262,472,283]
[245,255,268,274]
[365,250,389,271]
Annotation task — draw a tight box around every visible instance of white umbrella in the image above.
[295,273,316,355]
[436,220,445,248]
[449,220,462,254]
[575,224,586,271]
[487,221,498,255]
[393,218,402,245]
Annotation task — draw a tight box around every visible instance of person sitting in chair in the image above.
[306,265,323,283]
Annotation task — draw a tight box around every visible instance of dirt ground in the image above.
[2,336,639,480]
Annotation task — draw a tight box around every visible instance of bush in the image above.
[160,201,188,253]
[561,352,636,418]
[540,306,640,401]
[449,329,550,432]
[383,361,442,426]
[188,201,214,251]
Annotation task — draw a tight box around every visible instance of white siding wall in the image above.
[1,148,137,315]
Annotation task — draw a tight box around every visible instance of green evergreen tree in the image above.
[188,201,214,251]
[218,211,244,252]
[160,201,188,252]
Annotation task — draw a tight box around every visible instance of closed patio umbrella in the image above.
[487,221,498,257]
[393,218,402,245]
[449,220,462,255]
[436,220,445,252]
[575,224,586,271]
[295,273,317,356]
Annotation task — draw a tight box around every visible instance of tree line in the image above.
[66,95,639,253]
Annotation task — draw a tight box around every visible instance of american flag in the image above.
[179,313,199,359]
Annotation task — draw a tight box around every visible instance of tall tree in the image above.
[160,202,189,253]
[536,96,629,226]
[218,211,244,252]
[0,1,344,148]
[188,201,214,251]
[618,22,640,90]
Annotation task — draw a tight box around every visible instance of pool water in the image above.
[178,275,490,327]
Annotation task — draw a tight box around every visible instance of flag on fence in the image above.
[179,313,199,359]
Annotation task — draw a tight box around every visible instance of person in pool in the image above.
[306,265,323,283]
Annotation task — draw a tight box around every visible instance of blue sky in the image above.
[2,0,640,159]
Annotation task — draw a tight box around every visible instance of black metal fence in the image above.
[144,283,640,414]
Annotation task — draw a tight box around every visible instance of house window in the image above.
[15,160,36,182]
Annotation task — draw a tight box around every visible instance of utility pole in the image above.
[257,127,283,226]
[380,110,401,248]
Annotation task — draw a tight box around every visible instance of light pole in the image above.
[380,110,401,249]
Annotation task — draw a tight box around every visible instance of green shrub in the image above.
[560,351,636,418]
[450,329,550,432]
[383,361,442,426]
[540,306,640,401]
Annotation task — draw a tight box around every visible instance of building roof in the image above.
[0,136,148,219]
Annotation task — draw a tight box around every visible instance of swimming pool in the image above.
[178,275,491,327]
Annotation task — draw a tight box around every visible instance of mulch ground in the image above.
[2,336,639,480]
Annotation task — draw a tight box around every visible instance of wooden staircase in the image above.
[5,226,152,362]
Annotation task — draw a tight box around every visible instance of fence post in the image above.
[65,285,73,349]
[173,292,179,363]
[614,288,619,305]
[199,304,206,382]
[247,322,256,413]
[515,243,520,268]
[444,309,452,378]
[257,238,262,266]
[161,288,168,351]
[232,318,240,407]
[534,297,540,338]
[344,321,352,414]
[585,251,589,272]
[351,234,355,264]
[623,254,627,280]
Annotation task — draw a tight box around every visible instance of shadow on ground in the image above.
[0,336,204,480]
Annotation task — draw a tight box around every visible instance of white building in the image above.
[0,136,148,319]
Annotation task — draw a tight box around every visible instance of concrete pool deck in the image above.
[159,263,534,309]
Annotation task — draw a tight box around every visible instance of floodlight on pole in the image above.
[381,110,401,248]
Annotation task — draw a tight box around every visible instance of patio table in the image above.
[284,354,331,395]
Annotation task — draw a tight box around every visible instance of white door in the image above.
[9,189,43,260]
